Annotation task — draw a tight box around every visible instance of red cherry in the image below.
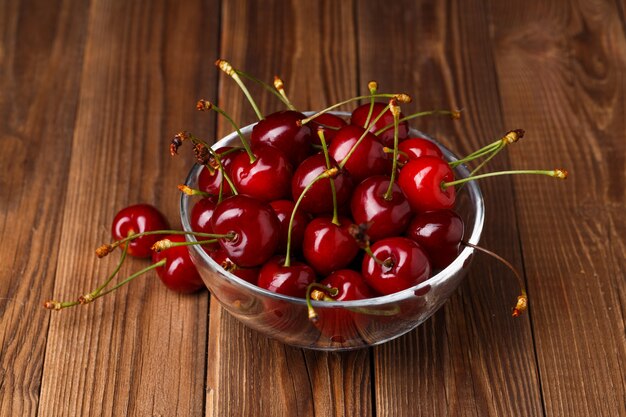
[405,209,464,270]
[350,175,412,242]
[350,102,409,147]
[397,137,444,163]
[111,204,170,258]
[190,197,219,252]
[230,144,293,202]
[269,199,309,253]
[308,112,348,145]
[211,195,281,267]
[250,110,313,164]
[320,269,376,301]
[398,156,456,212]
[197,146,243,197]
[210,247,259,284]
[302,217,359,276]
[362,237,431,295]
[152,234,204,293]
[291,153,353,215]
[257,256,316,298]
[328,125,391,183]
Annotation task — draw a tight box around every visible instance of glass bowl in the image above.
[180,112,484,351]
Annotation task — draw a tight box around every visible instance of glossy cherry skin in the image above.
[328,125,391,183]
[190,197,219,252]
[302,217,359,276]
[405,209,464,270]
[211,195,281,267]
[362,237,431,295]
[269,200,309,253]
[230,144,293,202]
[320,269,376,301]
[291,153,353,215]
[210,247,259,284]
[350,175,412,242]
[257,256,316,298]
[152,234,204,293]
[397,137,444,164]
[197,146,243,197]
[111,204,170,258]
[308,113,348,145]
[350,102,409,147]
[251,110,313,164]
[398,156,456,212]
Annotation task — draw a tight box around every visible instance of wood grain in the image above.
[0,0,624,416]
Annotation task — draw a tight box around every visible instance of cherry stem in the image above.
[450,129,524,169]
[151,238,219,252]
[85,242,129,303]
[317,129,339,225]
[375,109,461,136]
[206,146,238,199]
[462,240,529,317]
[299,93,411,125]
[363,81,378,128]
[43,259,167,311]
[384,99,401,201]
[305,283,339,323]
[229,69,292,109]
[195,102,256,163]
[442,169,568,189]
[215,59,264,120]
[284,167,339,267]
[273,76,297,110]
[178,184,213,198]
[96,230,235,258]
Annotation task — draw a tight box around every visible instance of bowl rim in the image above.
[180,111,485,308]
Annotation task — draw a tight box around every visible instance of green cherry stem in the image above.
[299,93,411,125]
[284,167,339,267]
[215,59,264,120]
[363,81,378,128]
[449,129,524,169]
[306,283,339,323]
[196,100,256,163]
[206,146,239,199]
[86,259,167,302]
[442,169,568,190]
[229,68,292,108]
[273,76,297,110]
[384,99,401,201]
[151,238,219,252]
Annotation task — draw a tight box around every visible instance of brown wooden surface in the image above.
[0,0,624,416]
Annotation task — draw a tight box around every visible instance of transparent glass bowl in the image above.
[180,113,484,351]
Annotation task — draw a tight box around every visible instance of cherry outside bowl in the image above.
[180,112,484,351]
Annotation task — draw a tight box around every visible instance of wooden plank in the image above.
[490,1,626,416]
[357,1,545,416]
[37,1,218,416]
[0,1,91,416]
[206,1,371,416]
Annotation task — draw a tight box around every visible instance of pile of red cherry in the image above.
[45,61,566,318]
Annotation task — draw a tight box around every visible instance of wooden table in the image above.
[1,1,624,416]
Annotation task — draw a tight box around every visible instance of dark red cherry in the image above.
[250,110,313,164]
[230,144,293,202]
[308,113,348,145]
[302,217,359,276]
[350,175,412,242]
[405,209,464,270]
[351,102,409,147]
[328,125,391,183]
[211,195,281,267]
[190,197,219,252]
[269,200,309,253]
[397,137,444,164]
[398,156,456,212]
[197,146,243,197]
[362,237,431,295]
[210,247,259,284]
[291,153,353,215]
[152,234,204,293]
[320,269,376,301]
[111,204,170,258]
[257,256,316,298]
